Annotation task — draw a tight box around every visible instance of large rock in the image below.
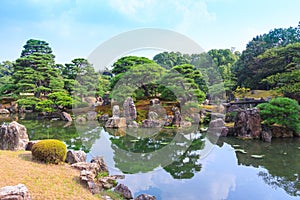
[211,113,225,121]
[112,105,120,118]
[0,184,32,200]
[207,118,228,137]
[71,162,100,175]
[172,107,181,127]
[148,111,159,121]
[261,131,272,143]
[0,121,29,151]
[65,150,87,164]
[234,108,261,139]
[72,157,124,195]
[0,109,10,114]
[90,156,109,173]
[98,114,109,123]
[61,112,72,122]
[134,194,156,200]
[262,125,294,138]
[123,97,137,122]
[114,184,133,199]
[86,111,97,121]
[75,116,87,124]
[141,119,163,128]
[105,117,126,128]
[149,98,160,106]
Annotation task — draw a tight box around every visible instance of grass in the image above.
[237,90,281,99]
[0,150,102,200]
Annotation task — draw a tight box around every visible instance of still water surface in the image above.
[6,115,300,200]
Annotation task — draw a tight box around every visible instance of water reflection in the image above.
[219,137,300,197]
[106,127,204,175]
[1,115,299,199]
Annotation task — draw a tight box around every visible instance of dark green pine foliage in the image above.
[258,97,300,132]
[13,39,64,109]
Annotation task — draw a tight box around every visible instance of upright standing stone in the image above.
[0,121,29,151]
[172,107,181,127]
[123,97,137,121]
[112,105,120,118]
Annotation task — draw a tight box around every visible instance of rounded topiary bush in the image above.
[31,139,67,164]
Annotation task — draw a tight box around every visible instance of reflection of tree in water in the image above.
[108,127,203,175]
[19,118,101,152]
[221,137,300,197]
[258,171,300,196]
[163,137,204,179]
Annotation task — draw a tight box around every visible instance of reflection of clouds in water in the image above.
[209,174,236,200]
[116,144,237,200]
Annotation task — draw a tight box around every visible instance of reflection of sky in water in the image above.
[88,130,298,200]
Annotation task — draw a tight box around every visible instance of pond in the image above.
[2,114,300,200]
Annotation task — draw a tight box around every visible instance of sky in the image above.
[0,0,299,64]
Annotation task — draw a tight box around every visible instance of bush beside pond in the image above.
[31,139,67,164]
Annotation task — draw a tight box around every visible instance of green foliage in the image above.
[233,23,300,89]
[0,61,14,96]
[95,171,109,180]
[112,56,154,75]
[111,63,166,102]
[159,67,205,103]
[67,58,99,98]
[257,97,300,132]
[48,92,73,110]
[17,97,40,109]
[262,70,300,102]
[21,39,53,57]
[36,99,55,112]
[136,109,148,123]
[153,51,191,69]
[233,86,251,98]
[31,139,67,164]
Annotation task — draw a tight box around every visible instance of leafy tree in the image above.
[207,49,239,98]
[111,63,166,102]
[172,64,208,93]
[257,97,300,132]
[110,56,155,90]
[233,23,300,89]
[36,99,55,112]
[251,42,300,89]
[159,68,205,103]
[21,39,53,57]
[112,56,155,75]
[0,61,14,96]
[48,92,73,111]
[64,58,99,99]
[153,51,191,69]
[17,97,40,110]
[13,39,62,98]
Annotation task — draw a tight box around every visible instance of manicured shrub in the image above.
[31,139,67,164]
[257,97,300,132]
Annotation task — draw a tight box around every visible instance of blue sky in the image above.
[0,0,299,64]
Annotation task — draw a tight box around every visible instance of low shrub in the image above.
[31,139,67,164]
